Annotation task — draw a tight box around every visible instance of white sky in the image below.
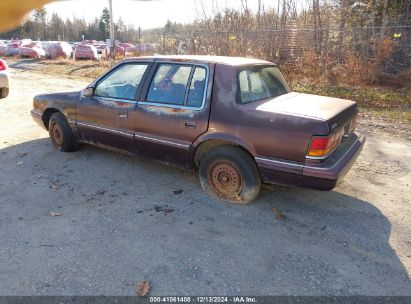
[45,0,282,29]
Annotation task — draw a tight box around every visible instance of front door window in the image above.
[95,63,149,100]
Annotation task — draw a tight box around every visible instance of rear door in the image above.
[76,62,151,153]
[134,62,213,166]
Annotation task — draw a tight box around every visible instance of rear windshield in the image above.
[238,65,290,104]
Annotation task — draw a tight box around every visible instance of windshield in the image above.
[238,65,291,104]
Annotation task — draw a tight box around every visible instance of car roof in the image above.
[126,55,274,66]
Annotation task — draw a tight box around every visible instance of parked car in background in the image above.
[18,42,45,58]
[115,46,126,57]
[31,55,365,204]
[125,43,156,56]
[45,41,73,59]
[74,44,98,60]
[95,44,107,55]
[0,59,9,98]
[6,42,19,56]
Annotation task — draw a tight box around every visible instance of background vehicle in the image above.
[74,44,98,60]
[0,59,9,99]
[18,41,45,58]
[31,55,365,204]
[44,41,73,59]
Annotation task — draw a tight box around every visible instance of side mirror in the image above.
[82,87,94,97]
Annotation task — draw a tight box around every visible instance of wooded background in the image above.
[1,0,410,86]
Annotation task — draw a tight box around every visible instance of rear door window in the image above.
[187,67,207,107]
[147,64,192,106]
[146,63,207,108]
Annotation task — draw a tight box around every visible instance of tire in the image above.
[48,112,78,152]
[199,145,261,204]
[0,87,9,99]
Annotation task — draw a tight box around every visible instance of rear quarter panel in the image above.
[203,63,328,162]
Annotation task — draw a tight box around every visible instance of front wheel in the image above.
[199,146,261,204]
[48,112,78,152]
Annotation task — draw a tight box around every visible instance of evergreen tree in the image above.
[99,7,110,40]
[32,8,47,40]
[33,8,47,23]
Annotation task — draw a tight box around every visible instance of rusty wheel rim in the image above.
[208,161,243,198]
[51,122,63,147]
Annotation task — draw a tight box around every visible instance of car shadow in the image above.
[8,58,42,70]
[67,64,101,75]
[0,138,409,295]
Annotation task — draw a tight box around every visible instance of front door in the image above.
[134,62,213,166]
[76,62,150,153]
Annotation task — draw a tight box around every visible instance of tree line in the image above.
[0,0,409,45]
[0,7,142,42]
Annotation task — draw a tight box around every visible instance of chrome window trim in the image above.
[137,101,203,110]
[95,96,137,104]
[139,62,210,111]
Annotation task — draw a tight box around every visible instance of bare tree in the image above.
[380,0,389,38]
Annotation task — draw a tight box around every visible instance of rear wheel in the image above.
[199,146,261,204]
[48,112,78,152]
[0,87,9,99]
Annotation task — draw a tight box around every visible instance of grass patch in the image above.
[291,83,411,110]
[360,108,411,123]
[7,58,116,79]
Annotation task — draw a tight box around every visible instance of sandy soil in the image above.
[0,68,410,295]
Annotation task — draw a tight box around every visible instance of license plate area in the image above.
[343,117,357,138]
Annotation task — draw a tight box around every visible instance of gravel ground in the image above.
[0,68,410,296]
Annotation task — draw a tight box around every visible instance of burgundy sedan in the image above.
[31,55,365,204]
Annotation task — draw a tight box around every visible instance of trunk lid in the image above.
[255,92,358,133]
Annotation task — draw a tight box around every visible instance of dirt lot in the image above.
[0,67,410,296]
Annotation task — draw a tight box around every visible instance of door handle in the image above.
[185,121,196,129]
[118,111,128,118]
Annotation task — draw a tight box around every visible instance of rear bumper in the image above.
[31,109,46,129]
[303,134,366,190]
[256,133,366,190]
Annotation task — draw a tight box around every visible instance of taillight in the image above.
[0,60,7,71]
[307,129,343,158]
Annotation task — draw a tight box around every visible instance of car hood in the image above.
[34,91,80,102]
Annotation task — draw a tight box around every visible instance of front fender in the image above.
[34,92,79,121]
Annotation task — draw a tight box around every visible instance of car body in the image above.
[18,43,46,58]
[6,43,19,56]
[45,41,73,59]
[74,44,98,60]
[0,59,9,99]
[31,55,365,204]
